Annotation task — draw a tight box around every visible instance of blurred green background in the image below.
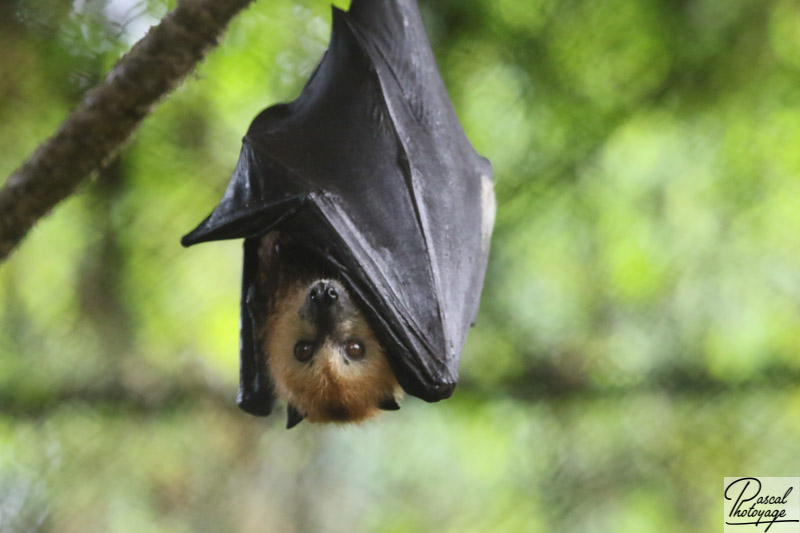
[2,0,800,531]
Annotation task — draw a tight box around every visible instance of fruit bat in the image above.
[181,0,495,427]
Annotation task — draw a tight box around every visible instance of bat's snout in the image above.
[300,279,353,336]
[308,280,340,308]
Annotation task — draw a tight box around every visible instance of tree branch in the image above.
[0,0,255,261]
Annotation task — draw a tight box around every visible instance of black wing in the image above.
[182,0,494,406]
[236,237,275,416]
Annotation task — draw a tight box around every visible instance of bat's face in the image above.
[265,278,401,425]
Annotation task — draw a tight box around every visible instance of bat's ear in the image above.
[286,404,305,429]
[378,398,401,411]
[237,238,276,417]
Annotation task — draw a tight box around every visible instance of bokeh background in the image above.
[2,0,800,531]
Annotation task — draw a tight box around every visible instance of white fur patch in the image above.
[481,175,496,254]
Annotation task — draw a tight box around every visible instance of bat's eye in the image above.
[294,341,314,362]
[345,340,365,360]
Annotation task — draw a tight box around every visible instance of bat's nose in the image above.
[308,281,339,307]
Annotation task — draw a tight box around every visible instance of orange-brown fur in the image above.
[258,233,401,424]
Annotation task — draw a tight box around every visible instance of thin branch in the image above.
[0,383,232,419]
[0,0,255,261]
[3,371,799,419]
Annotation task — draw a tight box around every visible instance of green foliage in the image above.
[2,0,800,531]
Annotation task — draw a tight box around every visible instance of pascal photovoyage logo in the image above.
[724,477,800,532]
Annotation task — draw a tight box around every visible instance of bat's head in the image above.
[264,277,402,427]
